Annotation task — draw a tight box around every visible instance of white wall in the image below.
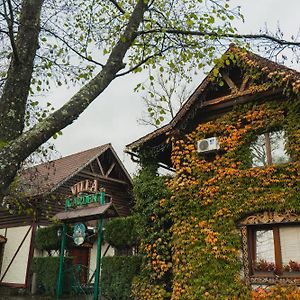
[89,241,114,282]
[0,226,32,285]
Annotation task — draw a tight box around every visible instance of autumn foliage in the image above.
[133,97,300,299]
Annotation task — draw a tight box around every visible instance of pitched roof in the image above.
[126,44,300,152]
[21,144,115,196]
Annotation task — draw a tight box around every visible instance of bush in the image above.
[104,216,139,251]
[101,256,142,300]
[34,225,61,251]
[35,224,73,251]
[31,256,73,296]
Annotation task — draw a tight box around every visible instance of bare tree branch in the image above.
[137,29,300,47]
[107,0,126,14]
[41,27,104,67]
[2,0,19,62]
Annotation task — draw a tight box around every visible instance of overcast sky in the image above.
[50,0,300,175]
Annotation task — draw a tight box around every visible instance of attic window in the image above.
[250,130,290,167]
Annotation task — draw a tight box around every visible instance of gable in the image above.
[21,144,131,197]
[126,44,300,166]
[80,148,132,187]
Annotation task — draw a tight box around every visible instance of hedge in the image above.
[31,256,73,296]
[104,216,139,251]
[101,256,142,300]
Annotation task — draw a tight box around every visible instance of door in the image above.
[69,248,89,284]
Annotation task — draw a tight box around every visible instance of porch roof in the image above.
[54,201,118,223]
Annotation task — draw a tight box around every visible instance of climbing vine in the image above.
[133,98,300,299]
[132,159,173,300]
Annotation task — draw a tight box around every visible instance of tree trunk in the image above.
[0,0,147,201]
[0,0,43,142]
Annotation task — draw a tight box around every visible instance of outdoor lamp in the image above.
[57,228,62,238]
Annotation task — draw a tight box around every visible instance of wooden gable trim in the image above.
[105,162,116,178]
[48,144,111,195]
[107,147,133,185]
[220,71,238,92]
[240,75,250,92]
[201,86,277,108]
[80,170,129,185]
[96,157,105,176]
[46,144,132,196]
[127,44,300,153]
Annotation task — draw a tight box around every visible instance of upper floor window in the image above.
[250,130,290,167]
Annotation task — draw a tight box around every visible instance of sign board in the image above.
[65,193,100,210]
[72,223,87,246]
[71,179,99,196]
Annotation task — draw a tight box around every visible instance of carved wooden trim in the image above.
[241,226,250,285]
[249,276,300,285]
[239,212,300,226]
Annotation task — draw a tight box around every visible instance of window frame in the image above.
[248,225,288,277]
[250,130,290,167]
[239,212,300,285]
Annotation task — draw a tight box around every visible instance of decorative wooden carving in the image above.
[239,212,300,226]
[241,226,251,285]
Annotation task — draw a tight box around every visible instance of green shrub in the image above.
[31,256,72,296]
[34,225,61,251]
[104,216,139,251]
[35,224,73,251]
[101,256,142,300]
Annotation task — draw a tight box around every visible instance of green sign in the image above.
[65,193,100,210]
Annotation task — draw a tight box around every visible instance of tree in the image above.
[139,72,190,128]
[0,0,299,202]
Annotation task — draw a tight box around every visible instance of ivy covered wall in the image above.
[132,99,300,299]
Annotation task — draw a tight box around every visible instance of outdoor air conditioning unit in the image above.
[197,137,220,153]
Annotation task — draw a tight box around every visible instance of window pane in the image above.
[250,130,290,167]
[251,134,267,167]
[280,227,300,271]
[254,230,275,271]
[269,131,290,164]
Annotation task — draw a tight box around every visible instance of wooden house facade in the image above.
[0,144,133,291]
[126,45,300,297]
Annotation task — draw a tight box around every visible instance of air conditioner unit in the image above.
[197,137,220,153]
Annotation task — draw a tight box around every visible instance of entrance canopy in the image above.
[54,201,119,223]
